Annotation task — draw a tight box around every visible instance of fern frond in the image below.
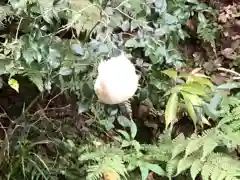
[79,144,127,180]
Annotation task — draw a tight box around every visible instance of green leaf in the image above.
[165,93,179,128]
[146,163,165,176]
[177,156,195,175]
[71,44,84,55]
[117,130,130,141]
[59,67,73,76]
[162,69,178,79]
[117,116,132,128]
[139,166,148,180]
[8,78,19,93]
[188,76,213,89]
[210,167,222,180]
[181,92,198,125]
[125,39,138,48]
[22,48,36,64]
[121,20,130,31]
[47,48,61,69]
[163,13,178,24]
[185,138,202,157]
[201,164,213,180]
[154,0,167,13]
[202,138,218,159]
[0,59,10,75]
[81,83,93,99]
[217,83,239,90]
[172,143,187,159]
[29,73,44,92]
[181,92,203,106]
[130,121,137,139]
[182,83,206,96]
[198,12,207,23]
[187,0,199,4]
[77,102,89,114]
[190,159,203,180]
[166,158,179,177]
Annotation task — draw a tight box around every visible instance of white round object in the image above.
[94,53,139,104]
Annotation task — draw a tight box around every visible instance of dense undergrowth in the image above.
[0,0,239,179]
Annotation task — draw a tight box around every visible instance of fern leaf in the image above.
[185,135,203,157]
[171,133,186,159]
[176,156,195,175]
[190,159,203,180]
[166,158,179,178]
[202,137,218,159]
[201,163,213,180]
[210,167,222,180]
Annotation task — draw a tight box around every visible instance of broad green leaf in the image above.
[165,93,179,128]
[156,46,167,57]
[121,20,130,31]
[59,67,73,76]
[125,39,138,48]
[182,83,206,96]
[70,0,101,30]
[155,27,168,36]
[190,159,203,180]
[187,0,199,4]
[117,130,130,141]
[145,163,165,176]
[130,121,137,139]
[81,83,93,99]
[162,69,178,79]
[77,102,89,114]
[163,13,178,24]
[0,59,10,75]
[71,44,84,55]
[203,104,219,120]
[209,92,222,109]
[181,92,197,125]
[139,166,148,180]
[181,92,203,106]
[217,83,239,90]
[8,78,19,93]
[198,12,207,23]
[187,76,213,89]
[47,48,61,69]
[117,116,132,128]
[29,73,44,92]
[154,0,167,13]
